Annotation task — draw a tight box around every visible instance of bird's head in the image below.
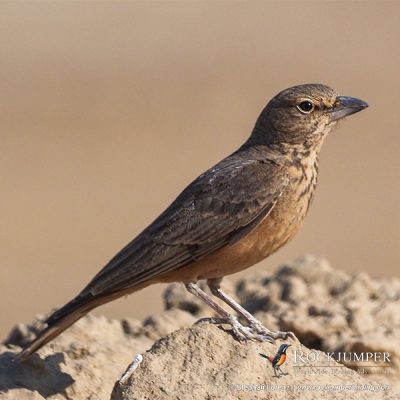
[251,83,368,151]
[278,343,291,354]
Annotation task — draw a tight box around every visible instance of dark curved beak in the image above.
[330,96,368,122]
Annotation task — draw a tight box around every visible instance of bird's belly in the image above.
[159,190,311,283]
[275,354,286,367]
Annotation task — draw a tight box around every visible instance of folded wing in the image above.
[83,155,287,297]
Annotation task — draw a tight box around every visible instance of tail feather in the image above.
[14,295,98,362]
[259,353,273,363]
[13,282,148,362]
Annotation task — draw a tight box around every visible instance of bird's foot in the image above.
[195,316,250,341]
[248,321,297,342]
[196,316,280,343]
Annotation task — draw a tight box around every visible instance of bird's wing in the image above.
[272,353,281,367]
[82,155,287,297]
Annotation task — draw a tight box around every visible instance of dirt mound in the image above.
[1,256,399,399]
[112,323,395,400]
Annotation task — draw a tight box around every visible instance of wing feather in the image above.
[82,154,287,296]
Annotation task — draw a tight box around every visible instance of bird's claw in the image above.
[196,316,294,343]
[195,316,251,341]
[223,316,273,343]
[249,322,298,342]
[195,317,229,326]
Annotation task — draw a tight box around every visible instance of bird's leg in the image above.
[207,278,296,342]
[185,282,261,342]
[280,367,288,376]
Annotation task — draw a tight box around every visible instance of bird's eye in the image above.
[297,100,314,114]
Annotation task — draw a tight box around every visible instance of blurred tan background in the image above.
[1,1,399,338]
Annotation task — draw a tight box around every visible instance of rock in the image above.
[1,256,399,399]
[111,324,395,400]
[0,312,190,399]
[142,309,197,341]
[0,389,44,400]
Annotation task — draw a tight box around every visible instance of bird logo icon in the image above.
[260,343,291,378]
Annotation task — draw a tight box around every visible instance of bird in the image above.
[260,343,291,377]
[15,83,368,362]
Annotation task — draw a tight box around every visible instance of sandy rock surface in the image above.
[112,324,395,400]
[1,256,399,399]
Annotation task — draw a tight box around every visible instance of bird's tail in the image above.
[13,280,150,362]
[259,353,274,363]
[13,293,107,362]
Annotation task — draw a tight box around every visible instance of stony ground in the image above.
[1,256,399,399]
